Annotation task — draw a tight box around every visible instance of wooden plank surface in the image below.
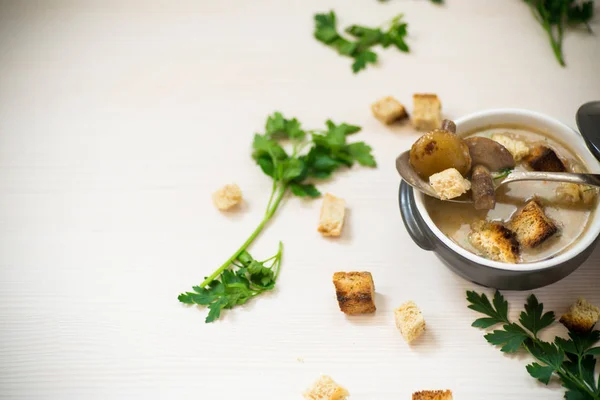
[0,1,599,399]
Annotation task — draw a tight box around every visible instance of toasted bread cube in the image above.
[491,134,530,161]
[508,199,557,248]
[318,193,346,237]
[412,94,442,131]
[333,272,376,314]
[212,184,242,210]
[469,221,520,263]
[526,145,566,172]
[303,375,349,400]
[412,390,453,400]
[429,168,471,200]
[371,96,408,125]
[572,164,598,205]
[394,301,426,344]
[559,298,600,333]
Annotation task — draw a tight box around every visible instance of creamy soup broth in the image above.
[424,124,597,263]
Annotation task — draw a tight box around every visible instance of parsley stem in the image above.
[198,184,288,289]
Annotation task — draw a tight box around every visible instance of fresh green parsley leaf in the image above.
[265,112,305,140]
[347,142,377,167]
[519,294,556,337]
[493,167,513,180]
[485,323,530,353]
[290,182,321,198]
[466,290,510,326]
[314,10,409,73]
[526,362,556,385]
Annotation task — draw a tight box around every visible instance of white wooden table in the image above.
[1,1,599,399]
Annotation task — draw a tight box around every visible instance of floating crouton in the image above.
[371,96,408,124]
[212,184,243,210]
[412,390,453,400]
[469,221,520,263]
[333,272,376,315]
[508,199,557,248]
[491,134,530,161]
[412,94,442,131]
[429,168,471,200]
[572,164,598,205]
[318,193,346,237]
[303,375,349,400]
[526,145,566,172]
[556,182,581,204]
[559,298,600,333]
[394,301,426,344]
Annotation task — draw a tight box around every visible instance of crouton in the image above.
[318,193,346,237]
[491,134,530,161]
[559,298,600,333]
[212,184,242,210]
[469,221,520,263]
[526,145,566,172]
[412,94,442,131]
[508,199,557,248]
[303,375,349,400]
[394,301,426,344]
[371,96,408,124]
[333,272,376,314]
[572,164,598,205]
[412,390,453,400]
[429,168,471,200]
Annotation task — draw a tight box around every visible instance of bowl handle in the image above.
[399,181,435,251]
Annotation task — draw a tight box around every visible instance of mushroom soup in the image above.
[422,124,598,263]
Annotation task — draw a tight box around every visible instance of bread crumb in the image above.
[212,184,242,210]
[508,199,557,248]
[394,301,426,344]
[318,193,346,237]
[371,96,408,125]
[491,134,530,161]
[429,168,471,200]
[559,298,600,333]
[412,390,453,400]
[333,272,376,315]
[303,375,349,400]
[412,94,442,131]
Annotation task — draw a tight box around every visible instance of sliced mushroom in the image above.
[464,137,515,172]
[441,119,456,134]
[471,165,496,210]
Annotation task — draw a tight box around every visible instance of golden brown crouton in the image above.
[412,390,453,400]
[212,184,242,210]
[318,193,346,237]
[303,375,349,400]
[429,168,471,200]
[469,221,520,263]
[371,96,408,124]
[491,134,530,161]
[333,272,376,315]
[526,145,566,172]
[394,301,426,344]
[559,298,600,333]
[412,94,442,131]
[508,199,557,248]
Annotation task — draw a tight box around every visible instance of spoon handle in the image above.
[504,171,600,187]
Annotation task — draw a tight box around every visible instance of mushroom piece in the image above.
[441,119,456,134]
[471,165,496,210]
[464,137,515,172]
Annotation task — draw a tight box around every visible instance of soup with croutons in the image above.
[419,123,598,264]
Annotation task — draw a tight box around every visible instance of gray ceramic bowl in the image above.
[399,108,600,290]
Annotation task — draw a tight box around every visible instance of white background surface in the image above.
[1,1,600,399]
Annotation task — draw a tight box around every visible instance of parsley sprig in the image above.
[524,0,595,66]
[179,113,376,322]
[314,11,410,73]
[468,291,600,399]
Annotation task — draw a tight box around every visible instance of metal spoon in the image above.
[577,101,600,161]
[395,150,600,204]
